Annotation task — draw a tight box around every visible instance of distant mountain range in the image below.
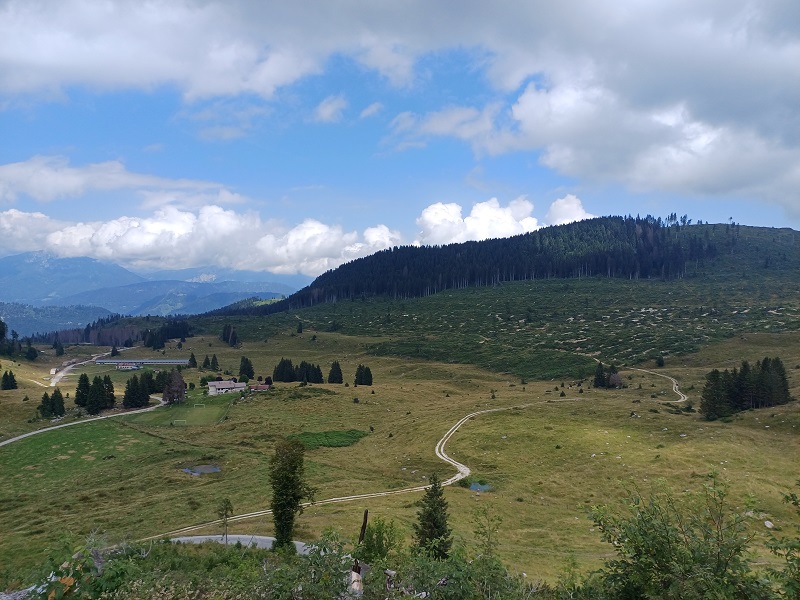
[0,252,311,335]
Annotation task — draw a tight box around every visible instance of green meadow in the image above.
[1,274,800,586]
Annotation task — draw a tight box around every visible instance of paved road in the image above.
[50,352,111,387]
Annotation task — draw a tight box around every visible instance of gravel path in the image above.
[0,396,164,449]
[630,367,687,402]
[143,402,537,542]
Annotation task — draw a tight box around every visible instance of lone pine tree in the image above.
[414,472,452,559]
[269,438,314,550]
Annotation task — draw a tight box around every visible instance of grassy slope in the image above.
[1,224,800,585]
[2,329,799,585]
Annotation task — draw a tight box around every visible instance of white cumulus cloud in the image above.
[415,195,596,245]
[0,156,231,207]
[313,94,348,123]
[0,205,402,276]
[545,194,596,225]
[415,197,540,246]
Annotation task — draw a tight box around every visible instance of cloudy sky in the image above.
[1,1,798,276]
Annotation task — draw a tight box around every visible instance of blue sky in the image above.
[0,1,798,276]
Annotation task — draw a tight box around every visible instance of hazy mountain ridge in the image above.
[0,302,113,337]
[0,251,146,305]
[0,252,303,333]
[50,279,284,315]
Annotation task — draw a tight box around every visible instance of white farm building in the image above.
[207,381,247,396]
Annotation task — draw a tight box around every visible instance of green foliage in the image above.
[38,388,66,420]
[123,374,146,408]
[1,369,17,390]
[327,360,343,384]
[74,373,90,407]
[238,355,255,379]
[86,376,113,415]
[355,516,404,564]
[472,504,503,558]
[217,497,233,544]
[590,474,775,599]
[142,319,190,350]
[289,429,368,450]
[768,483,800,598]
[354,363,373,386]
[187,352,197,368]
[269,438,315,550]
[210,354,219,370]
[162,369,186,405]
[37,392,52,419]
[701,357,792,420]
[414,473,453,560]
[272,357,324,383]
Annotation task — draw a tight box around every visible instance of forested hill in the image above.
[206,216,797,317]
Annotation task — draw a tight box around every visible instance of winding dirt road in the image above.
[147,367,688,542]
[3,363,686,544]
[142,402,537,541]
[630,367,688,402]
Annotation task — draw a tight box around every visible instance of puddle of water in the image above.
[182,464,221,476]
[469,482,492,492]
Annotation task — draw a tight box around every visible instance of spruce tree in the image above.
[103,375,115,408]
[38,392,53,419]
[273,358,295,382]
[140,371,155,396]
[188,352,197,368]
[5,370,16,390]
[210,354,220,371]
[239,356,255,379]
[87,376,107,415]
[123,375,141,408]
[50,387,65,417]
[593,362,606,388]
[328,360,343,384]
[202,354,211,369]
[354,364,373,386]
[154,370,169,393]
[701,369,730,420]
[414,473,452,559]
[75,373,90,407]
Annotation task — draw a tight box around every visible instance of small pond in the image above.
[469,482,492,492]
[182,464,221,476]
